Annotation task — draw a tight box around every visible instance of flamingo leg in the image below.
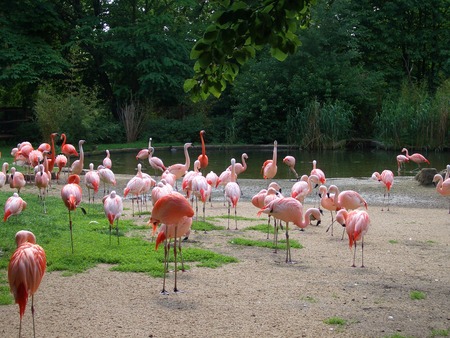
[234,206,238,230]
[387,191,390,211]
[202,201,206,222]
[161,238,169,295]
[361,237,365,268]
[285,222,291,263]
[69,210,74,254]
[352,240,357,267]
[116,219,120,245]
[32,295,36,338]
[273,219,279,253]
[227,201,231,230]
[109,224,112,245]
[325,212,335,236]
[267,215,271,239]
[173,227,180,293]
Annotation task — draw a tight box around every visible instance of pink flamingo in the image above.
[161,170,176,188]
[227,153,248,176]
[9,167,26,195]
[167,142,192,187]
[197,130,208,171]
[225,158,241,230]
[283,155,299,180]
[191,174,210,221]
[151,180,173,207]
[3,193,27,222]
[150,192,194,294]
[258,197,321,263]
[291,174,319,203]
[262,140,278,179]
[262,186,283,245]
[8,230,46,337]
[61,174,83,253]
[54,154,67,183]
[327,185,368,239]
[136,138,152,161]
[396,154,409,172]
[205,170,219,206]
[401,148,430,169]
[37,142,50,153]
[97,165,116,195]
[84,163,100,203]
[60,133,79,167]
[103,190,123,244]
[371,170,394,211]
[70,140,85,175]
[318,185,338,235]
[336,209,371,267]
[182,160,201,199]
[103,149,112,169]
[0,162,8,188]
[149,147,166,174]
[433,173,450,213]
[28,149,43,168]
[35,164,50,213]
[311,160,326,184]
[123,163,145,217]
[141,172,156,210]
[47,132,58,173]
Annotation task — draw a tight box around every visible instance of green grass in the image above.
[431,329,449,337]
[0,190,237,304]
[245,223,275,232]
[410,290,426,300]
[229,237,303,250]
[323,316,346,326]
[389,240,398,244]
[191,220,224,232]
[383,334,414,338]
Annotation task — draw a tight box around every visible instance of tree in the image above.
[184,0,316,101]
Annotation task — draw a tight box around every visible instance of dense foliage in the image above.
[0,0,448,149]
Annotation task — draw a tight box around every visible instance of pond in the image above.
[84,146,450,179]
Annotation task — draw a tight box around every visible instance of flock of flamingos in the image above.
[1,130,449,337]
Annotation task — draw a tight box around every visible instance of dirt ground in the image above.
[1,173,449,338]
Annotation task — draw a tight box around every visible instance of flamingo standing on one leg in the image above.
[150,192,194,294]
[336,209,371,267]
[61,174,83,253]
[258,197,321,263]
[167,142,192,189]
[70,140,85,175]
[371,170,394,211]
[3,193,27,222]
[283,155,299,180]
[262,140,278,179]
[197,130,208,171]
[103,190,123,244]
[103,150,112,169]
[84,163,100,203]
[401,148,430,169]
[8,230,46,338]
[225,158,241,230]
[433,173,450,213]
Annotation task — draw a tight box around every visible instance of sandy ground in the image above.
[1,173,449,338]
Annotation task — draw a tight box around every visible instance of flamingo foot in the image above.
[160,289,169,295]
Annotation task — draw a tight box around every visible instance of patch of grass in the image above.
[388,240,398,244]
[0,191,237,301]
[410,290,426,300]
[431,329,449,337]
[383,334,414,338]
[229,237,303,249]
[191,220,224,232]
[245,223,275,233]
[323,316,346,326]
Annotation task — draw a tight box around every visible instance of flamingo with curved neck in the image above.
[197,130,208,170]
[167,143,192,180]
